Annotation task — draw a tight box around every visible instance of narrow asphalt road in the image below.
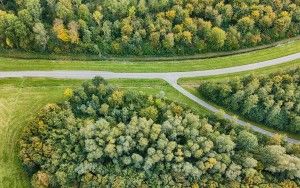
[1,52,300,143]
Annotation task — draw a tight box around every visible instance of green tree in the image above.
[237,16,255,33]
[236,130,258,151]
[215,134,235,153]
[208,27,226,50]
[55,0,74,21]
[163,33,174,49]
[33,22,48,50]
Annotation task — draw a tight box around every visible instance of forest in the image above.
[199,67,300,134]
[20,77,300,187]
[0,0,299,55]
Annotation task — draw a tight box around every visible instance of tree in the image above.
[215,134,235,153]
[259,15,273,28]
[79,4,90,21]
[140,106,158,121]
[163,33,174,49]
[290,116,300,133]
[259,145,300,178]
[102,21,112,42]
[31,171,49,188]
[55,0,74,21]
[236,130,258,151]
[33,22,48,50]
[268,134,284,145]
[237,16,255,33]
[226,163,242,181]
[137,0,148,15]
[150,32,160,48]
[166,10,176,21]
[121,19,133,36]
[110,90,124,105]
[0,11,18,47]
[93,10,103,25]
[17,9,33,26]
[242,157,258,168]
[181,31,192,45]
[208,27,226,50]
[293,8,300,22]
[274,12,292,35]
[9,18,30,49]
[242,94,259,115]
[24,0,42,21]
[53,19,69,42]
[224,27,240,50]
[196,19,212,38]
[68,21,79,44]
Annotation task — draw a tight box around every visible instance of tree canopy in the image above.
[199,67,300,134]
[1,0,300,56]
[20,77,300,187]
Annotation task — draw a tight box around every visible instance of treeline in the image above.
[199,67,300,134]
[1,0,300,56]
[20,77,300,187]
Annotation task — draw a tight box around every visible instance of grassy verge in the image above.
[0,78,208,188]
[2,36,299,62]
[178,59,300,85]
[178,62,300,140]
[0,40,299,72]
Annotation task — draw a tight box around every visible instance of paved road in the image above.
[1,52,300,143]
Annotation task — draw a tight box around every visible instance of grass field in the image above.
[178,61,300,140]
[0,78,208,188]
[0,40,299,72]
[178,59,300,85]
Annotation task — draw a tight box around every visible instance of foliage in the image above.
[20,77,300,187]
[199,67,300,134]
[1,0,300,55]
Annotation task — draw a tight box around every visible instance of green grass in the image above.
[0,78,208,188]
[0,40,299,72]
[178,62,300,140]
[178,59,300,85]
[0,79,83,188]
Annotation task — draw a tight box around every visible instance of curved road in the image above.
[1,52,300,143]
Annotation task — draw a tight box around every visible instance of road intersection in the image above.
[1,52,300,143]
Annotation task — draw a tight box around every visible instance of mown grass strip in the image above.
[0,39,299,72]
